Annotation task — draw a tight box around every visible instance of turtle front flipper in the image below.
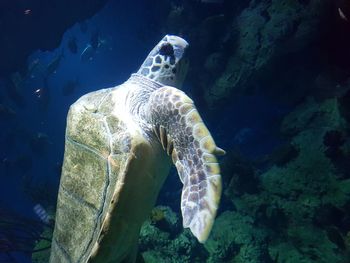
[147,86,224,243]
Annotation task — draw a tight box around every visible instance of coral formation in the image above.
[204,0,332,106]
[139,206,205,263]
[204,211,272,263]
[31,227,52,263]
[224,96,350,262]
[149,205,181,236]
[150,207,165,223]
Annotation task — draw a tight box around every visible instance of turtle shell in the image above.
[50,84,171,263]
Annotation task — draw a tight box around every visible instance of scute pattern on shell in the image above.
[50,88,133,263]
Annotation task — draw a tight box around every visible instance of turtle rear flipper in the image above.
[147,86,223,243]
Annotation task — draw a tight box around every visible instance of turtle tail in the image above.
[147,86,224,243]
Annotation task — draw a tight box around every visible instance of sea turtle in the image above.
[50,35,224,263]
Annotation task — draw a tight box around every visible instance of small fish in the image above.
[67,36,78,54]
[80,44,95,62]
[34,88,43,98]
[24,9,31,15]
[339,7,348,21]
[33,204,51,224]
[34,77,50,111]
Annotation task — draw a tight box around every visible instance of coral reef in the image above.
[149,205,181,236]
[204,0,332,107]
[280,97,347,135]
[205,211,272,263]
[31,227,52,263]
[224,96,350,262]
[139,206,206,263]
[163,0,333,109]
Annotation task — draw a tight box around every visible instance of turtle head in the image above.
[137,35,189,88]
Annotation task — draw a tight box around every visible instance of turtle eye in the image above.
[159,43,174,56]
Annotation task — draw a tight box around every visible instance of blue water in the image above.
[2,0,346,262]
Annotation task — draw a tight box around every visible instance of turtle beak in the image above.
[165,35,189,62]
[166,35,189,49]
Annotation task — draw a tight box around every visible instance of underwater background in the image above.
[0,0,350,262]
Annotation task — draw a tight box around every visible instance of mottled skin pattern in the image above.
[50,35,223,263]
[146,87,223,242]
[137,36,188,87]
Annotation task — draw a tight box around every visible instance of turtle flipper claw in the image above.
[214,146,226,156]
